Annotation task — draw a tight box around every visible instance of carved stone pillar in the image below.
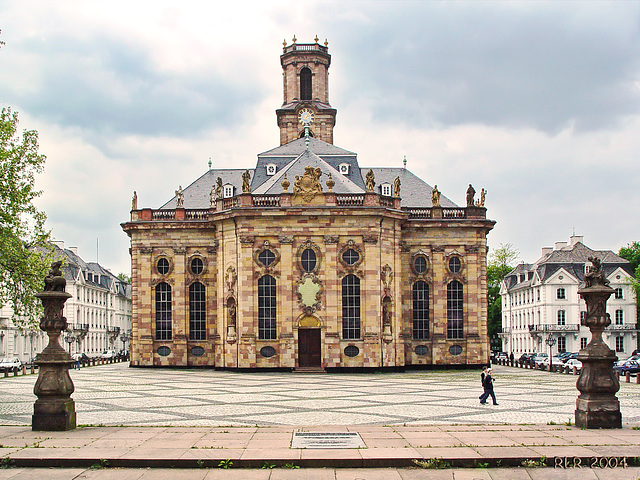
[32,262,76,431]
[575,257,621,429]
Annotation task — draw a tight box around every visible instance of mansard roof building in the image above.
[122,40,495,371]
[499,235,638,357]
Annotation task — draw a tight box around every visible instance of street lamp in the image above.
[120,333,129,351]
[64,333,75,353]
[545,334,557,372]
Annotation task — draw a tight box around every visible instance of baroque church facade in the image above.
[122,39,495,370]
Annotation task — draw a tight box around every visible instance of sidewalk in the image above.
[1,423,639,475]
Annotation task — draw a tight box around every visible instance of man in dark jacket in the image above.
[480,368,498,405]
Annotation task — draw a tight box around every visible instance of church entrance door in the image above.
[298,329,321,367]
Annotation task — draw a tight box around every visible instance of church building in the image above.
[121,39,496,370]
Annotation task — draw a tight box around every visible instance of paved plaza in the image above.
[1,363,640,426]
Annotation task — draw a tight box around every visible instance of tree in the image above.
[487,243,520,352]
[117,273,131,284]
[0,106,52,329]
[619,242,640,323]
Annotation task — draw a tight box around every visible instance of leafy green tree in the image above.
[117,273,131,283]
[618,242,640,323]
[0,106,51,329]
[487,243,520,352]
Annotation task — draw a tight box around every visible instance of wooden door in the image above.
[298,329,321,367]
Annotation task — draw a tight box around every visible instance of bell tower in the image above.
[276,36,337,145]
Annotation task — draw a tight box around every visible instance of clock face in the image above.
[298,108,314,125]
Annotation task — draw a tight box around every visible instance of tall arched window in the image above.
[447,281,463,339]
[155,282,172,340]
[413,281,429,339]
[189,282,206,340]
[258,275,277,340]
[300,67,312,100]
[342,274,361,339]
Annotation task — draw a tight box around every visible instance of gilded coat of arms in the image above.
[294,167,323,202]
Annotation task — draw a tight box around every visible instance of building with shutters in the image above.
[122,39,495,370]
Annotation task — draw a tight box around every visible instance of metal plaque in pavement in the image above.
[291,432,366,449]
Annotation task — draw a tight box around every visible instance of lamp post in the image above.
[120,333,128,352]
[545,334,556,372]
[64,334,74,354]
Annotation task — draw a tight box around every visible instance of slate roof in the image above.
[502,241,633,293]
[158,137,458,209]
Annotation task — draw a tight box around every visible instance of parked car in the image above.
[539,356,562,368]
[532,353,548,366]
[557,352,573,362]
[518,353,535,364]
[613,360,640,375]
[564,359,583,372]
[495,352,508,362]
[100,350,116,359]
[561,352,579,363]
[0,357,22,372]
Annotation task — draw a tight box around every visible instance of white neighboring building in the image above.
[0,241,132,362]
[499,235,638,358]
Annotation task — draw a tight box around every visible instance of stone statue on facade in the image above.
[393,176,401,197]
[175,186,184,208]
[215,177,223,198]
[210,184,217,206]
[242,170,251,193]
[466,184,475,206]
[131,191,137,210]
[480,188,486,207]
[431,185,441,207]
[365,169,375,192]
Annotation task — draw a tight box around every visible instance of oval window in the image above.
[301,248,317,272]
[414,256,428,274]
[157,346,171,357]
[342,248,360,266]
[415,345,429,356]
[449,345,463,356]
[344,345,360,357]
[448,257,461,274]
[260,346,276,358]
[190,258,204,275]
[190,346,205,357]
[157,258,170,275]
[258,249,276,267]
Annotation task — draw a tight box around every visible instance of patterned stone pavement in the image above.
[0,363,639,427]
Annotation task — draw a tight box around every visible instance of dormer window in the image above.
[223,184,234,198]
[381,183,392,197]
[339,163,350,175]
[266,164,277,176]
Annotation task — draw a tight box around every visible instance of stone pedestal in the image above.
[32,263,76,431]
[575,259,621,429]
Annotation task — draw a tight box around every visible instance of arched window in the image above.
[342,274,361,339]
[300,67,312,100]
[258,275,277,340]
[413,281,429,339]
[189,282,206,340]
[447,281,463,339]
[155,282,172,340]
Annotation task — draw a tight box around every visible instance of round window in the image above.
[258,249,276,267]
[301,248,317,272]
[342,248,360,266]
[449,345,463,356]
[448,257,461,274]
[260,346,276,358]
[415,345,429,356]
[157,346,171,357]
[157,258,170,275]
[190,257,204,275]
[414,256,428,274]
[190,346,205,357]
[344,345,360,357]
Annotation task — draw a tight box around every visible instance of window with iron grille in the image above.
[189,282,206,340]
[155,282,172,340]
[342,274,361,339]
[412,281,429,339]
[615,309,623,325]
[447,280,463,339]
[557,310,566,325]
[258,275,277,340]
[300,67,312,100]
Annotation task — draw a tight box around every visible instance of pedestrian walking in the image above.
[479,366,488,400]
[480,368,498,405]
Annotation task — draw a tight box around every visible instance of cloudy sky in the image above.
[1,1,639,275]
